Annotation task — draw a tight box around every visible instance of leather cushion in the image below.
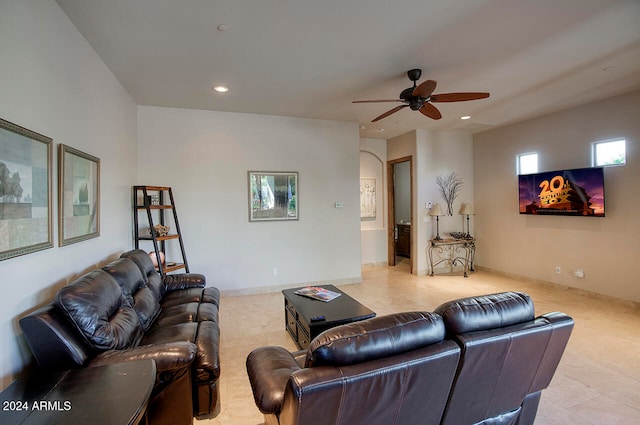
[141,322,199,345]
[305,311,445,367]
[154,303,200,327]
[102,258,160,331]
[120,249,163,300]
[161,288,204,307]
[434,291,534,336]
[56,269,143,350]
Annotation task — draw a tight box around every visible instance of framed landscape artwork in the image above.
[248,171,298,221]
[58,144,100,246]
[0,118,53,260]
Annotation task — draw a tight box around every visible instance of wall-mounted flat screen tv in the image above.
[518,167,605,217]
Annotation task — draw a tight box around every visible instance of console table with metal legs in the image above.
[428,238,475,277]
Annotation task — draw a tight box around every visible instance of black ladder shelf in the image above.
[133,186,189,276]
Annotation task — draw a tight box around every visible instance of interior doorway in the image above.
[387,156,413,271]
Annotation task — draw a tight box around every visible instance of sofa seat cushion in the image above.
[154,303,219,327]
[160,287,219,307]
[142,322,199,345]
[56,269,143,351]
[162,288,207,307]
[305,311,445,367]
[434,291,534,336]
[89,341,198,373]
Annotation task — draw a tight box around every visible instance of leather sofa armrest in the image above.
[246,346,301,414]
[291,350,307,367]
[163,273,206,291]
[89,341,197,372]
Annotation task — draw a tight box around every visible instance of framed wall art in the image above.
[58,144,100,246]
[248,171,298,221]
[0,118,53,260]
[360,178,376,219]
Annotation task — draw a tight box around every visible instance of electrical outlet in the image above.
[574,269,585,278]
[555,266,561,274]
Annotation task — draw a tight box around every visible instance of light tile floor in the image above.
[196,263,640,425]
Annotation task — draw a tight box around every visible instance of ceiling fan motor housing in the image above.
[401,69,427,108]
[409,99,425,110]
[400,87,415,100]
[407,68,422,81]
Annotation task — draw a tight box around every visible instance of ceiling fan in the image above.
[353,69,490,122]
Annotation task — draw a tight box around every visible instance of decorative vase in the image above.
[149,251,165,267]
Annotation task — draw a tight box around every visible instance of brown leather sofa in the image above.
[434,291,574,425]
[246,291,573,425]
[19,249,221,425]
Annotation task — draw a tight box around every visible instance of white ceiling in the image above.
[55,0,640,139]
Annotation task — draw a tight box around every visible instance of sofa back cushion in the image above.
[55,269,143,351]
[120,249,164,300]
[102,258,161,331]
[305,311,445,367]
[283,327,460,425]
[434,291,534,336]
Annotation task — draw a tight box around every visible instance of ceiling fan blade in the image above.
[430,92,490,102]
[413,80,437,98]
[353,99,403,103]
[419,103,442,120]
[372,105,408,122]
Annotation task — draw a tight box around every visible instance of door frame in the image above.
[387,156,413,270]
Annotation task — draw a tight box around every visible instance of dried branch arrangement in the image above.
[436,172,463,215]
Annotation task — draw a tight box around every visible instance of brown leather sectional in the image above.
[19,249,221,425]
[246,291,573,425]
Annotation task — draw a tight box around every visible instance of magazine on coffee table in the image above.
[294,286,342,302]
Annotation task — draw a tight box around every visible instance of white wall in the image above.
[0,1,138,389]
[360,138,387,265]
[474,90,640,302]
[137,106,362,292]
[388,129,474,275]
[416,130,474,275]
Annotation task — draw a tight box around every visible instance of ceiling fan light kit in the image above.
[353,69,490,122]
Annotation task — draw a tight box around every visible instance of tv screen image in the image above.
[518,167,605,217]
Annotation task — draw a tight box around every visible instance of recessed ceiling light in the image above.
[217,25,229,31]
[213,85,229,93]
[374,128,384,132]
[460,115,471,120]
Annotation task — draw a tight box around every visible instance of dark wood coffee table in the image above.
[283,284,375,349]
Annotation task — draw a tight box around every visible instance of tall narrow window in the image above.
[593,139,625,166]
[517,152,538,175]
